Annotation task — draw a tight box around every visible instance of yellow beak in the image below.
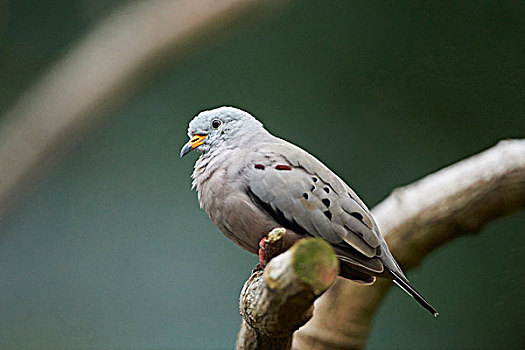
[180,134,207,157]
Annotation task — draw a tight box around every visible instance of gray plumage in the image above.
[181,106,437,316]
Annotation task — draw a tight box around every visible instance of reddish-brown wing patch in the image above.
[275,164,292,171]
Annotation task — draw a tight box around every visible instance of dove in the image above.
[180,106,438,317]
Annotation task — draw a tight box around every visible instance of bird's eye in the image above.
[211,119,222,129]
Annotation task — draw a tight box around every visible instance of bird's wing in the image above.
[246,138,384,274]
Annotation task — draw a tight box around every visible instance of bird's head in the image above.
[180,106,264,157]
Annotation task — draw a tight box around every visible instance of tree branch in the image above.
[293,139,525,349]
[236,232,339,350]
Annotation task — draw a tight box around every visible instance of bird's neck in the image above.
[191,145,234,192]
[191,129,273,191]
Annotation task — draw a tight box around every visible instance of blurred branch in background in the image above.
[0,0,291,219]
[294,139,525,349]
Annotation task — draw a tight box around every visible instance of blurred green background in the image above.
[1,1,524,349]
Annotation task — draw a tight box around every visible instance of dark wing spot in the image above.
[311,185,315,192]
[275,164,292,171]
[303,193,309,200]
[350,212,364,221]
[254,164,265,170]
[322,198,330,207]
[324,187,330,193]
[312,177,318,182]
[324,210,332,220]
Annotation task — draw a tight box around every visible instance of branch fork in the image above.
[237,140,525,349]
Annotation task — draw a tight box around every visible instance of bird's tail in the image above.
[389,268,439,318]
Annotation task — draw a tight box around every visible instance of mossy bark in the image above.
[236,235,339,350]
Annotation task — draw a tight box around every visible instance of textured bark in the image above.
[293,139,525,349]
[236,236,339,350]
[262,228,287,266]
[0,0,291,219]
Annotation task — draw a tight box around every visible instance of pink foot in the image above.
[256,237,267,270]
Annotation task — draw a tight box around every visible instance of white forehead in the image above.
[187,106,260,134]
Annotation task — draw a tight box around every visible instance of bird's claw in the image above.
[252,264,264,274]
